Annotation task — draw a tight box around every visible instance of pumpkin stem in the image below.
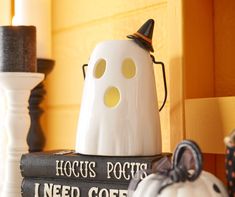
[157,140,203,194]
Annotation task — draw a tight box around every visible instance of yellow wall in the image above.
[183,0,215,99]
[0,0,12,25]
[45,0,171,151]
[183,0,235,153]
[184,0,235,99]
[214,0,235,97]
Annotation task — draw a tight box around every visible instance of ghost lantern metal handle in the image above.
[82,56,167,112]
[82,64,88,79]
[150,55,167,112]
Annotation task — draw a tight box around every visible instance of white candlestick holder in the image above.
[0,88,6,192]
[0,72,44,197]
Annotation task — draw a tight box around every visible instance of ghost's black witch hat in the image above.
[127,19,155,52]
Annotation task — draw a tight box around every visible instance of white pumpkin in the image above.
[130,171,228,197]
[128,140,229,197]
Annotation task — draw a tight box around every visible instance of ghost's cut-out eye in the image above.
[94,59,106,79]
[122,58,136,79]
[213,183,221,193]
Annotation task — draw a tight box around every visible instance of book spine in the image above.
[22,177,128,197]
[21,152,167,183]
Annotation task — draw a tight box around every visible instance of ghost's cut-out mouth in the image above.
[104,86,120,108]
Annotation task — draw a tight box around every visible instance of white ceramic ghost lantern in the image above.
[76,19,166,156]
[76,39,161,156]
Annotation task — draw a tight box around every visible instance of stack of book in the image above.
[20,150,169,197]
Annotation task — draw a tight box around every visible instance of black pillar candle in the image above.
[0,26,36,72]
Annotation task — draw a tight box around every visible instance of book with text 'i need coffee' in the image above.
[22,177,129,197]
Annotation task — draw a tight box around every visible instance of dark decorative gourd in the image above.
[224,130,235,197]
